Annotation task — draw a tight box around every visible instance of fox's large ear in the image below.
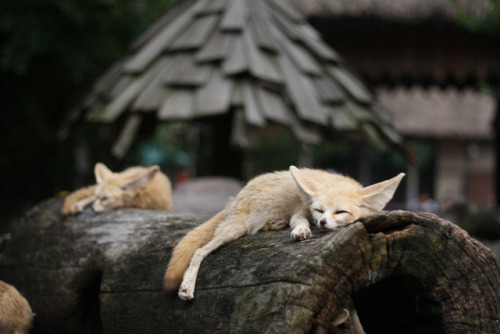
[124,165,159,189]
[94,163,113,184]
[360,173,405,212]
[289,166,320,202]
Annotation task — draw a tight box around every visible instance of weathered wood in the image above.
[220,0,248,31]
[162,54,212,87]
[194,69,233,116]
[1,198,499,333]
[158,88,195,120]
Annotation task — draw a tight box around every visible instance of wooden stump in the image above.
[0,197,499,333]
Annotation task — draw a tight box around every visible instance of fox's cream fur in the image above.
[61,162,173,216]
[0,280,33,334]
[164,166,404,300]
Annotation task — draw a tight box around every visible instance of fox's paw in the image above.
[291,226,311,240]
[70,202,86,215]
[178,284,194,301]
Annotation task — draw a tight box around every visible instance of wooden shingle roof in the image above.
[378,86,496,140]
[66,0,402,158]
[292,0,490,22]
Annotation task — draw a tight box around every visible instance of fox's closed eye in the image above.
[314,209,324,214]
[335,210,348,214]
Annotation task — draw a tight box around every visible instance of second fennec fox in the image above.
[61,162,173,216]
[164,166,404,300]
[0,280,34,334]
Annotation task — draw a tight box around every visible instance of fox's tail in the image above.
[163,209,225,292]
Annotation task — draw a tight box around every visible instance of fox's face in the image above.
[91,163,159,213]
[309,193,363,231]
[290,166,405,231]
[92,183,128,212]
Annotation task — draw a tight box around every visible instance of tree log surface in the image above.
[0,197,499,333]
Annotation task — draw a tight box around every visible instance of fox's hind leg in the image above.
[178,220,248,300]
[261,219,288,231]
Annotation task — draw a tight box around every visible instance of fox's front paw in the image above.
[70,202,85,215]
[291,226,311,240]
[178,284,194,300]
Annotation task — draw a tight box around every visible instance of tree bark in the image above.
[0,197,499,334]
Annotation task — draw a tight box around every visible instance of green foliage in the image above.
[125,122,199,174]
[244,126,301,180]
[0,0,175,226]
[454,0,500,34]
[311,139,358,174]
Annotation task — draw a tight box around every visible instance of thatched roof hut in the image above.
[63,0,403,160]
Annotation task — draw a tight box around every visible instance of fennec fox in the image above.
[0,280,33,334]
[61,162,173,216]
[164,166,404,300]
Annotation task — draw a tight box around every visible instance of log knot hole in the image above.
[353,274,444,334]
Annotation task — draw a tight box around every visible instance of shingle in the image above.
[326,104,358,131]
[255,86,290,125]
[268,0,303,23]
[93,59,169,121]
[247,0,278,52]
[193,0,228,15]
[243,27,282,84]
[328,66,373,104]
[241,80,266,126]
[158,89,195,120]
[270,8,302,42]
[130,0,197,51]
[271,24,322,76]
[132,57,173,110]
[223,36,248,75]
[361,122,388,152]
[277,48,328,124]
[103,76,133,101]
[163,54,212,86]
[194,69,233,116]
[313,76,345,104]
[196,32,237,63]
[220,0,248,31]
[169,14,219,51]
[111,114,142,159]
[296,24,342,62]
[123,2,200,73]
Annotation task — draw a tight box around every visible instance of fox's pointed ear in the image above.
[124,165,159,189]
[94,163,113,184]
[360,173,405,212]
[289,166,319,202]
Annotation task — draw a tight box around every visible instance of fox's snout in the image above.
[316,215,354,231]
[319,219,333,229]
[316,217,339,231]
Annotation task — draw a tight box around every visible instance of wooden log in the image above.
[0,197,499,333]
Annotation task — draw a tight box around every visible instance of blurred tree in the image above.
[0,0,175,228]
[454,0,500,33]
